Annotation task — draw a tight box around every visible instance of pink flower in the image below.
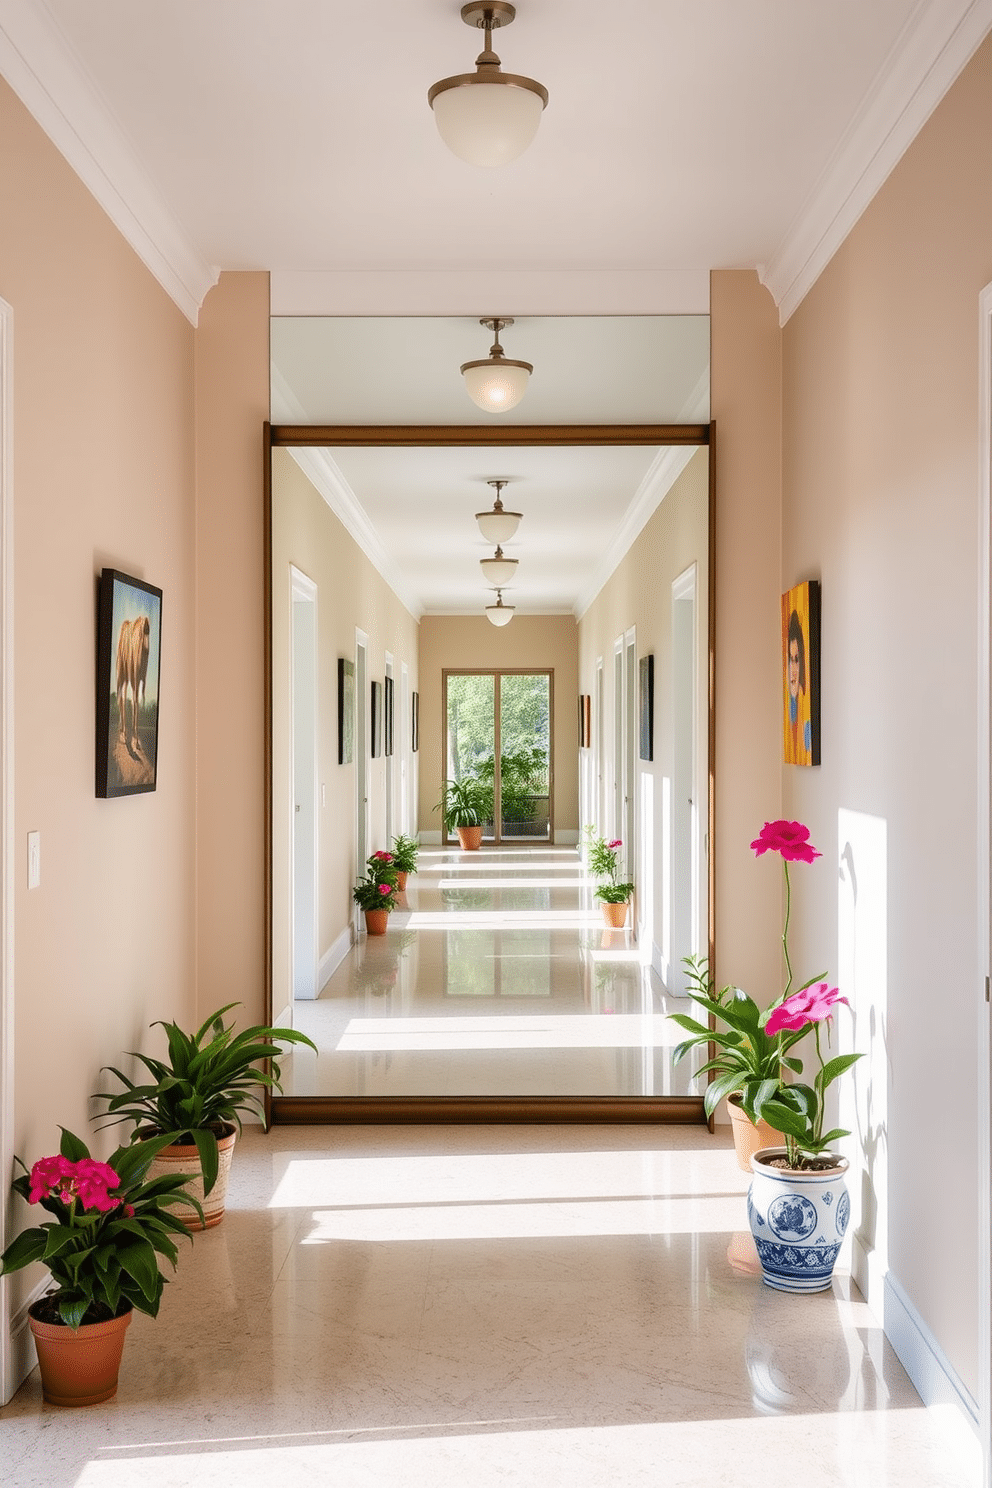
[73,1159,120,1211]
[765,983,848,1036]
[28,1154,74,1203]
[373,851,393,862]
[750,820,822,863]
[608,840,623,849]
[378,883,392,896]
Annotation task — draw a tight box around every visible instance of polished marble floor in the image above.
[1,1123,980,1487]
[286,846,700,1099]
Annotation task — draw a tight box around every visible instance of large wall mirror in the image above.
[265,316,714,1121]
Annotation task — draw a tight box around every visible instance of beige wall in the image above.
[194,272,270,1025]
[417,615,578,840]
[1,71,197,1314]
[577,447,709,973]
[271,448,420,1007]
[778,36,992,1401]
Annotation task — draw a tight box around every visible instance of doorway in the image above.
[443,670,553,844]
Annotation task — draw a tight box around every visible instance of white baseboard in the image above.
[853,1236,979,1431]
[4,1275,48,1404]
[318,926,353,992]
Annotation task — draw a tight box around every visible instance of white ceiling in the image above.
[2,1,988,616]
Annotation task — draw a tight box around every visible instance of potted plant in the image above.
[353,850,400,933]
[669,818,829,1171]
[94,1003,317,1228]
[434,775,493,850]
[584,829,635,926]
[390,834,420,890]
[0,1128,202,1405]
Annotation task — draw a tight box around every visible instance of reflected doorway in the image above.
[443,670,553,844]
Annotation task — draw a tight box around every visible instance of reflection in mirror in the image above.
[267,317,712,1119]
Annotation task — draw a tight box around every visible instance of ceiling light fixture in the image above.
[476,479,522,544]
[480,545,518,587]
[485,589,515,626]
[461,318,532,413]
[428,3,549,168]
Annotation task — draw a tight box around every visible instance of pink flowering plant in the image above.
[671,820,863,1169]
[0,1127,202,1328]
[353,849,400,912]
[584,827,635,904]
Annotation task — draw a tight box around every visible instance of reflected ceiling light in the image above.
[485,589,515,626]
[428,2,549,168]
[461,318,533,413]
[476,479,522,544]
[480,546,518,586]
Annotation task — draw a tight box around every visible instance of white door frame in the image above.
[0,299,14,1404]
[355,630,369,933]
[978,279,992,1488]
[289,568,318,1002]
[672,564,699,994]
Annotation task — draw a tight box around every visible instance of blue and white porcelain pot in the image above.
[747,1148,850,1293]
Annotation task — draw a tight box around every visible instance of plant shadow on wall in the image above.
[670,821,864,1293]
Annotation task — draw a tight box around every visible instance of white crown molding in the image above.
[288,448,423,622]
[0,2,217,324]
[762,0,992,325]
[274,368,421,617]
[573,369,709,621]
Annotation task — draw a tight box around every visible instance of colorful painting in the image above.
[96,569,163,798]
[638,656,654,761]
[781,579,821,767]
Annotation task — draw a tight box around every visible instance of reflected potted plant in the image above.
[434,775,492,850]
[584,828,635,927]
[390,834,419,891]
[353,850,400,933]
[0,1128,202,1405]
[94,1004,317,1229]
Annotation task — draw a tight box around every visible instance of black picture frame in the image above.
[411,691,419,752]
[371,680,383,758]
[638,655,654,761]
[96,568,163,798]
[337,658,354,764]
[384,676,394,756]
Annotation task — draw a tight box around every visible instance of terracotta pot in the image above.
[455,825,483,850]
[145,1123,237,1230]
[727,1093,778,1174]
[600,900,629,928]
[364,907,390,935]
[395,870,408,891]
[29,1301,132,1406]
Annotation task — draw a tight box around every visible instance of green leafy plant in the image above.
[583,826,634,904]
[353,850,400,911]
[434,774,493,831]
[671,820,863,1169]
[390,835,420,873]
[475,747,548,827]
[0,1128,202,1328]
[94,1004,317,1194]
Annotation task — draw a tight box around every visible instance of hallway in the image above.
[2,1122,978,1486]
[285,845,696,1101]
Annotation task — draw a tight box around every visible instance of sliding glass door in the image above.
[443,670,553,844]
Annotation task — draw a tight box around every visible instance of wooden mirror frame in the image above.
[264,420,715,1124]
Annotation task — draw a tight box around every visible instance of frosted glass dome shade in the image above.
[486,591,515,626]
[461,358,531,413]
[480,547,518,586]
[476,506,522,543]
[430,77,546,167]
